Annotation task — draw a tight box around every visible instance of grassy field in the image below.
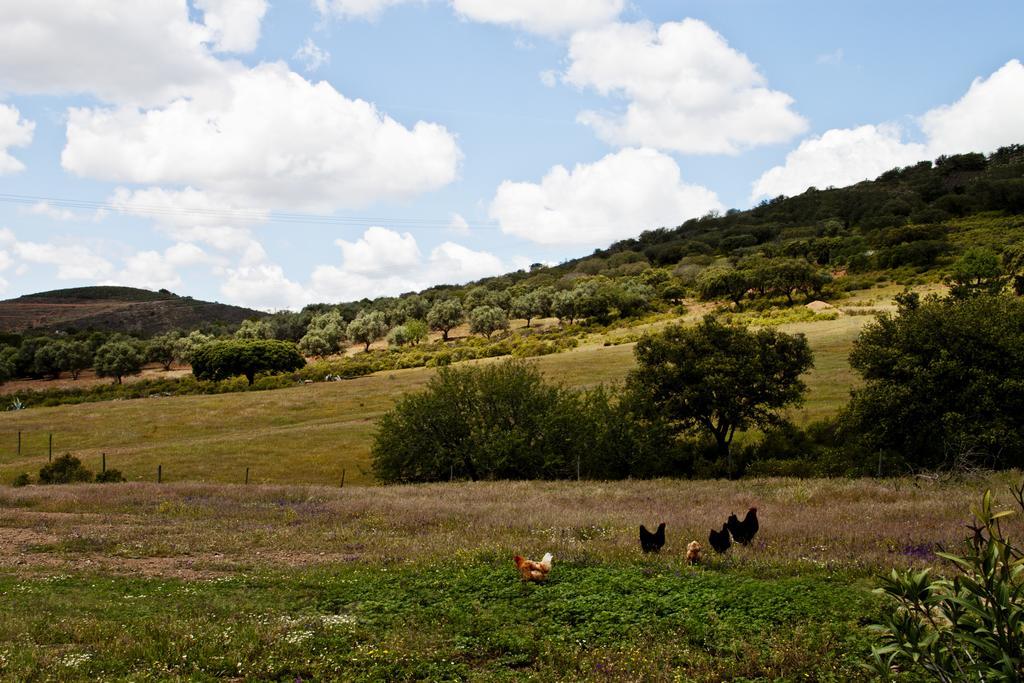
[0,312,870,487]
[0,474,1010,680]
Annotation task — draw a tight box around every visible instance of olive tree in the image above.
[468,305,509,339]
[94,340,146,385]
[346,311,389,352]
[427,298,463,341]
[234,318,273,340]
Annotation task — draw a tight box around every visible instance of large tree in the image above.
[468,305,509,339]
[846,292,1024,471]
[627,317,813,474]
[191,339,305,385]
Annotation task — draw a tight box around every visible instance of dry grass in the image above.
[0,474,1009,578]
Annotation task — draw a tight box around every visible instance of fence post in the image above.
[17,431,20,457]
[102,453,106,473]
[339,469,346,488]
[49,433,52,461]
[245,467,249,485]
[158,465,162,483]
[576,454,581,482]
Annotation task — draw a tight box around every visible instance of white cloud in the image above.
[0,104,34,174]
[313,0,423,20]
[816,48,844,66]
[294,38,331,73]
[451,0,624,36]
[920,59,1024,156]
[448,213,470,234]
[63,63,461,211]
[165,242,223,268]
[751,59,1024,201]
[336,226,422,274]
[0,1,237,107]
[751,125,926,200]
[24,201,85,222]
[104,250,183,291]
[222,263,312,311]
[489,147,722,246]
[195,0,268,53]
[314,0,622,33]
[539,69,558,88]
[11,239,114,281]
[564,19,807,154]
[310,227,506,301]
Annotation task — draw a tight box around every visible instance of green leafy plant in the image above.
[867,484,1024,680]
[95,468,127,483]
[11,472,30,487]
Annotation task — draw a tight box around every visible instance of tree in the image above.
[845,292,1024,471]
[32,340,66,379]
[63,340,93,379]
[172,330,213,366]
[551,289,579,324]
[371,360,591,483]
[468,305,509,339]
[297,330,333,358]
[93,340,145,384]
[427,298,463,341]
[403,319,428,345]
[147,332,179,371]
[234,318,273,340]
[947,247,1007,298]
[696,267,751,308]
[346,311,389,352]
[627,317,813,475]
[191,339,306,385]
[1004,241,1024,295]
[305,310,346,351]
[0,345,17,385]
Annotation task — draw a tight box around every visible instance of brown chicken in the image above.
[513,552,553,582]
[686,540,703,565]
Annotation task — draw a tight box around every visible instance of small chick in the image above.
[513,552,553,582]
[686,540,702,565]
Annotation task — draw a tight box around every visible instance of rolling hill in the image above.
[0,286,264,336]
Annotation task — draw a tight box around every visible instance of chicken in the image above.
[686,540,702,565]
[513,552,553,582]
[639,522,666,553]
[708,523,731,554]
[727,507,759,545]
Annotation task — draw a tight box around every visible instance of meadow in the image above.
[0,312,869,487]
[0,474,1009,681]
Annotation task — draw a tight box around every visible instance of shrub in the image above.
[95,468,127,483]
[38,454,93,484]
[11,472,30,487]
[868,485,1024,680]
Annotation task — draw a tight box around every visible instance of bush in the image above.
[372,360,592,483]
[868,485,1024,680]
[95,468,126,483]
[11,472,30,487]
[38,454,93,484]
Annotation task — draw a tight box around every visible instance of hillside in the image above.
[0,286,265,336]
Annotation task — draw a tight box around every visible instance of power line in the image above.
[0,192,503,231]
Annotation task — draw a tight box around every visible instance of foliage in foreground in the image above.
[869,484,1024,681]
[0,563,880,682]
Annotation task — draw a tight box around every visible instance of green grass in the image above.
[0,563,883,681]
[0,315,867,486]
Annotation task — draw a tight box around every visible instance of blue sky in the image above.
[1,1,1022,310]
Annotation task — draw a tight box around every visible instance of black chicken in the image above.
[639,522,666,553]
[708,523,731,554]
[727,507,759,545]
